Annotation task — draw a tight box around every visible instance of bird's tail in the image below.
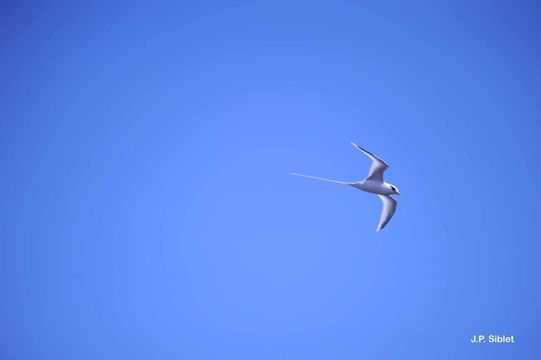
[291,173,350,185]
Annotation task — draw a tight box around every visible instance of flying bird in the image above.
[292,143,400,231]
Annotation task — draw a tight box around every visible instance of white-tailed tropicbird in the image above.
[293,143,400,231]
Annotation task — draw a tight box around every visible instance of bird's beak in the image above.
[396,191,401,196]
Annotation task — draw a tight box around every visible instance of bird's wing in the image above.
[351,143,389,182]
[376,195,397,231]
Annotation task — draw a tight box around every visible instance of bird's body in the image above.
[292,143,400,231]
[350,180,395,195]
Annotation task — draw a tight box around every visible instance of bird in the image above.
[292,143,400,231]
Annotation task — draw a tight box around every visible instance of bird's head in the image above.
[390,184,401,196]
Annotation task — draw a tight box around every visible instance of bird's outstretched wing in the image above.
[351,143,389,183]
[376,195,397,231]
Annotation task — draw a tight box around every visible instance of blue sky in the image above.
[1,1,540,358]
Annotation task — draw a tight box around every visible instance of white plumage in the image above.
[293,143,400,231]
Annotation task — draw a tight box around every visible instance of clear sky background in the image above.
[2,1,540,359]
